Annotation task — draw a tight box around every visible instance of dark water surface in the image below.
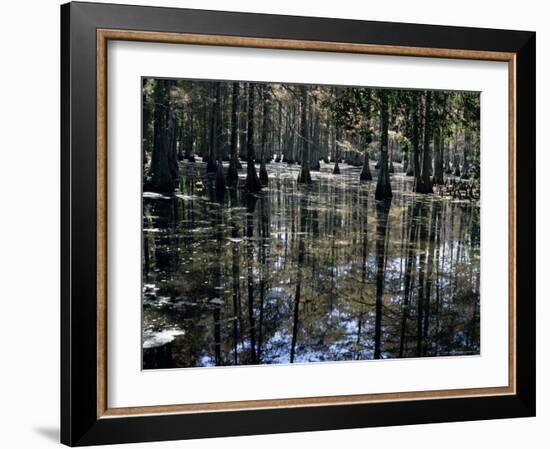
[142,160,480,369]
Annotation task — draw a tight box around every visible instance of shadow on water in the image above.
[142,160,480,368]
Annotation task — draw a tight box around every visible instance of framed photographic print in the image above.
[61,1,536,446]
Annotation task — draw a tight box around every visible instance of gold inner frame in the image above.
[96,28,517,419]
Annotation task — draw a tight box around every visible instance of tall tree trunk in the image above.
[310,96,321,171]
[184,110,195,162]
[375,91,393,200]
[462,127,472,179]
[453,124,461,176]
[206,83,220,173]
[275,101,283,161]
[259,86,269,185]
[149,79,178,193]
[297,85,312,183]
[227,82,240,186]
[410,95,421,182]
[210,83,226,196]
[433,125,444,185]
[416,91,434,194]
[142,79,152,168]
[244,83,262,192]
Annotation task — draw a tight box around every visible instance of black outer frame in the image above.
[61,1,536,446]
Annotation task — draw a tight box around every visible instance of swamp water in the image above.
[143,160,480,369]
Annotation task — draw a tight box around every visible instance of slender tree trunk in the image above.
[375,91,393,200]
[259,86,269,185]
[142,79,152,168]
[184,109,195,162]
[297,85,312,183]
[433,125,444,185]
[462,127,472,179]
[244,83,262,192]
[206,83,219,173]
[209,83,225,196]
[453,124,461,177]
[310,96,321,171]
[416,91,434,194]
[227,82,240,186]
[410,96,421,182]
[149,79,178,193]
[275,101,283,162]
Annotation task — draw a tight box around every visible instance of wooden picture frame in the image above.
[61,1,535,446]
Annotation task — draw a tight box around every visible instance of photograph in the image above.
[141,78,481,369]
[53,1,536,445]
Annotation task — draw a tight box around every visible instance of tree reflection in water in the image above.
[142,161,480,369]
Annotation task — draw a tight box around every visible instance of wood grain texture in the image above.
[97,29,108,419]
[98,29,515,61]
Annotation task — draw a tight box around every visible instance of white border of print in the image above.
[107,40,509,408]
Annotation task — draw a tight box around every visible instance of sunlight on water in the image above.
[142,159,480,369]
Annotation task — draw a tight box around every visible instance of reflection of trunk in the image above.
[257,197,269,361]
[143,220,151,280]
[422,202,439,356]
[416,203,429,356]
[231,217,242,364]
[399,201,420,357]
[290,278,301,363]
[374,91,392,200]
[227,82,240,186]
[434,202,443,353]
[356,194,369,359]
[213,205,223,366]
[297,85,312,184]
[290,197,308,362]
[246,198,257,363]
[374,199,391,359]
[245,83,262,192]
[213,305,221,365]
